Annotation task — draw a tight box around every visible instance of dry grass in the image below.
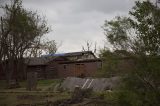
[0,79,70,106]
[0,92,70,106]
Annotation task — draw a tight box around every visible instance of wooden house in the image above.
[0,51,102,79]
[58,59,102,78]
[26,51,102,79]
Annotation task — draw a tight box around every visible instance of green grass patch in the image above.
[38,79,62,87]
[0,79,62,92]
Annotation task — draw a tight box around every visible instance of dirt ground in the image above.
[0,92,71,106]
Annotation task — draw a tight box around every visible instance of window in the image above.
[49,66,55,71]
[36,66,41,72]
[64,65,66,69]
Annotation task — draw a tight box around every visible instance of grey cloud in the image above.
[22,0,137,52]
[23,0,135,14]
[2,0,158,53]
[72,0,135,14]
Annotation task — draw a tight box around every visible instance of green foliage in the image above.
[97,49,132,77]
[101,0,160,105]
[114,90,142,106]
[116,89,160,106]
[97,49,119,77]
[103,1,160,55]
[103,16,131,50]
[1,0,49,47]
[0,0,51,82]
[129,1,160,55]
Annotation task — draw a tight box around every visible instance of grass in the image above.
[37,79,63,91]
[0,79,62,91]
[0,79,121,106]
[0,79,70,106]
[38,79,61,86]
[0,92,70,106]
[0,80,7,90]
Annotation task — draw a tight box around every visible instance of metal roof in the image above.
[25,57,55,66]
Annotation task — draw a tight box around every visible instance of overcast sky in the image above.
[2,0,157,53]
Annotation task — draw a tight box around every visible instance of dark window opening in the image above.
[64,65,66,69]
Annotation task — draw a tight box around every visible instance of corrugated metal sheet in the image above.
[61,77,120,92]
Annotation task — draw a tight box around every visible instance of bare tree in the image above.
[82,41,97,54]
[42,39,57,54]
[24,39,57,58]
